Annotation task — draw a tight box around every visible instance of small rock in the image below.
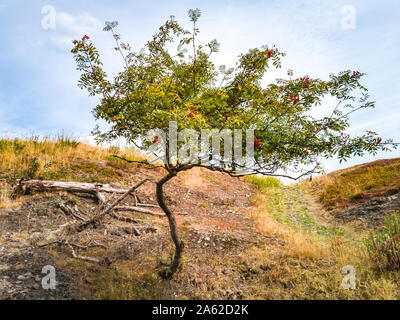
[17,275,25,280]
[204,237,210,242]
[33,283,40,290]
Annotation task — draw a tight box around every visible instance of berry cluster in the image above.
[300,76,310,88]
[288,94,300,104]
[187,110,196,118]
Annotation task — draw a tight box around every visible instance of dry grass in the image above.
[0,180,20,209]
[304,158,400,210]
[0,136,146,183]
[241,177,400,299]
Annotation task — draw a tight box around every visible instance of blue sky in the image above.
[0,0,399,173]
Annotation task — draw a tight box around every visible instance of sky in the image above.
[0,0,399,173]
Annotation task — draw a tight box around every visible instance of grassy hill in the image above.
[0,137,399,300]
[305,158,400,210]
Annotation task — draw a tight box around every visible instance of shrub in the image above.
[364,210,400,271]
[23,157,40,179]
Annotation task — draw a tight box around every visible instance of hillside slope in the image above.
[305,158,400,227]
[1,138,399,300]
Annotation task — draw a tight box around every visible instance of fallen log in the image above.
[18,179,164,233]
[20,180,131,195]
[19,180,160,208]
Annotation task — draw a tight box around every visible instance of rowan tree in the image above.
[72,9,393,277]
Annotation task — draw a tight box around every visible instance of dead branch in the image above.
[37,240,102,263]
[37,240,106,250]
[114,205,165,217]
[67,243,100,263]
[85,231,108,249]
[108,212,139,223]
[74,179,151,232]
[136,203,159,208]
[58,203,85,222]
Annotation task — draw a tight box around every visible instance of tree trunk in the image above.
[156,171,184,278]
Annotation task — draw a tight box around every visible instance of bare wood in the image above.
[108,212,139,223]
[85,232,108,249]
[132,226,141,237]
[20,180,160,209]
[37,240,106,250]
[95,191,107,204]
[136,203,159,208]
[20,180,132,195]
[114,205,165,217]
[74,179,150,232]
[58,203,85,222]
[68,244,100,263]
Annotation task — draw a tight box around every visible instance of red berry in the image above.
[254,139,261,149]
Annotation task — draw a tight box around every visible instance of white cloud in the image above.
[57,11,102,35]
[48,11,103,50]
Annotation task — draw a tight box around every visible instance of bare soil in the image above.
[0,165,279,300]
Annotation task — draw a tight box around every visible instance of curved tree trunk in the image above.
[156,171,184,278]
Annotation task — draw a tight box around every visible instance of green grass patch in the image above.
[245,175,281,191]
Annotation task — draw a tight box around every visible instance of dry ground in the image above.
[1,139,400,300]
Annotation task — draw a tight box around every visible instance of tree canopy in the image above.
[71,9,393,276]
